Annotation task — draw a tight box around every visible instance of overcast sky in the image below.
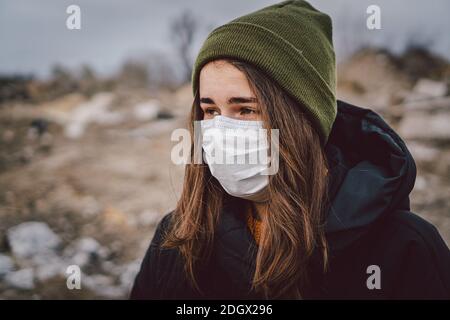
[1,0,449,78]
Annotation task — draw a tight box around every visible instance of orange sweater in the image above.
[246,209,262,245]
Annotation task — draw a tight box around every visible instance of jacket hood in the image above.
[213,100,417,296]
[324,100,416,252]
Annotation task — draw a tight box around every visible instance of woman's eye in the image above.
[204,108,219,116]
[240,107,257,115]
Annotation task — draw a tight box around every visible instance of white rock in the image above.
[10,248,68,282]
[399,96,450,113]
[129,210,161,227]
[0,254,15,276]
[83,274,125,298]
[70,252,91,268]
[127,119,179,138]
[91,285,126,299]
[77,238,100,253]
[406,142,440,163]
[83,274,113,288]
[7,222,61,259]
[101,261,122,275]
[133,100,160,121]
[414,175,427,192]
[399,112,450,141]
[411,79,448,99]
[64,92,121,139]
[33,254,67,281]
[119,260,141,292]
[81,274,125,299]
[29,251,61,267]
[63,237,109,268]
[4,268,35,290]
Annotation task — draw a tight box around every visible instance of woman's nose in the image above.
[219,108,239,120]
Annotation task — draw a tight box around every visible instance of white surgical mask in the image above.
[200,115,270,201]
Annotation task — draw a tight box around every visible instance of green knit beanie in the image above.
[191,0,337,143]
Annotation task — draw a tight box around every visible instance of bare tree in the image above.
[170,10,199,83]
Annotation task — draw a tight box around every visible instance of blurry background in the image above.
[0,0,449,299]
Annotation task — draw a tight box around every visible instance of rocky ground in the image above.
[0,48,449,299]
[0,87,189,299]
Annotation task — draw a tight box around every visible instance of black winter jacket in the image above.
[130,100,450,299]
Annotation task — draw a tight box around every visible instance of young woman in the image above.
[130,0,450,299]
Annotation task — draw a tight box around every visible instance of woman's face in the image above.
[199,60,262,121]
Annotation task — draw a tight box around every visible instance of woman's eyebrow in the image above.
[228,97,257,104]
[199,97,257,104]
[200,97,214,104]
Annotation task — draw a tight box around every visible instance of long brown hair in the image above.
[162,58,330,299]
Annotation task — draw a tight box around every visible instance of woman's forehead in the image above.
[199,60,255,99]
